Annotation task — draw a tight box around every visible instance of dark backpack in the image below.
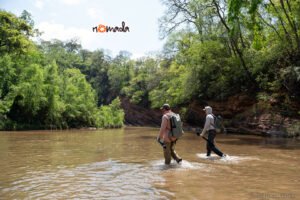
[211,114,224,133]
[168,113,184,139]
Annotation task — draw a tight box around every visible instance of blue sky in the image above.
[0,0,166,58]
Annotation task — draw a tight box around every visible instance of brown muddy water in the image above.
[0,127,299,200]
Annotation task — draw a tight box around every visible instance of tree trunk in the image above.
[212,0,257,87]
[269,0,294,50]
[279,0,300,51]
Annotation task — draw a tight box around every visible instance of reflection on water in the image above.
[0,127,299,200]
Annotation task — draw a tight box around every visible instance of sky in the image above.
[0,0,167,58]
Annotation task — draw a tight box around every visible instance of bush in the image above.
[97,97,124,128]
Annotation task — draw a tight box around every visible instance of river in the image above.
[0,127,299,200]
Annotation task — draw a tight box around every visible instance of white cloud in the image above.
[87,8,97,19]
[37,21,98,49]
[36,21,151,59]
[131,53,146,60]
[62,0,84,5]
[50,12,58,17]
[34,0,44,9]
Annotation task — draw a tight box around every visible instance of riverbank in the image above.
[1,94,299,138]
[121,95,300,138]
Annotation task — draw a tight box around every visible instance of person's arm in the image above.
[158,115,168,139]
[200,115,210,136]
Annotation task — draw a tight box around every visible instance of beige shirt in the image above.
[159,111,177,143]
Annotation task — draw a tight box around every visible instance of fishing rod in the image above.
[192,127,215,146]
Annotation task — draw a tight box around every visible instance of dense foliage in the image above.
[125,0,300,115]
[0,10,124,129]
[158,0,300,104]
[1,0,300,129]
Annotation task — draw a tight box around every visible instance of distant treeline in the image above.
[0,10,124,130]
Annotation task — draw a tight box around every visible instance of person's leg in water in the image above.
[170,140,182,163]
[207,130,224,157]
[206,140,212,156]
[163,142,172,164]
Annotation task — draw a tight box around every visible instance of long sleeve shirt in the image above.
[201,114,215,135]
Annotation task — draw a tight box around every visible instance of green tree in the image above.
[0,10,34,55]
[61,68,98,127]
[98,97,124,128]
[43,61,65,128]
[8,63,46,127]
[123,57,161,106]
[108,51,134,99]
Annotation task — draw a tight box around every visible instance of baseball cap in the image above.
[160,103,170,110]
[203,106,212,111]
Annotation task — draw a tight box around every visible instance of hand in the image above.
[157,136,163,143]
[200,132,205,137]
[157,137,166,149]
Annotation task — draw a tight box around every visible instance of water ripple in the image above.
[4,160,169,200]
[196,153,259,164]
[150,160,209,171]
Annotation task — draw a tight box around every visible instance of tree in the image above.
[0,10,125,129]
[61,68,98,127]
[108,51,134,99]
[0,10,34,55]
[8,63,46,126]
[83,50,111,105]
[122,57,161,105]
[43,61,65,128]
[98,97,124,128]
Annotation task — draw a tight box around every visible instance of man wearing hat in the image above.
[200,106,226,157]
[158,103,182,164]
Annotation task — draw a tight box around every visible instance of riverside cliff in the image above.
[120,95,300,137]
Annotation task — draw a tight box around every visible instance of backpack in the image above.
[211,114,224,133]
[168,113,184,139]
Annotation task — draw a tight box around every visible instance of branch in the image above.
[163,18,190,37]
[212,0,230,32]
[171,0,197,19]
[258,13,283,41]
[269,0,294,48]
[280,0,300,50]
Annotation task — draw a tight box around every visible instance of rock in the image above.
[265,130,286,137]
[121,97,161,127]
